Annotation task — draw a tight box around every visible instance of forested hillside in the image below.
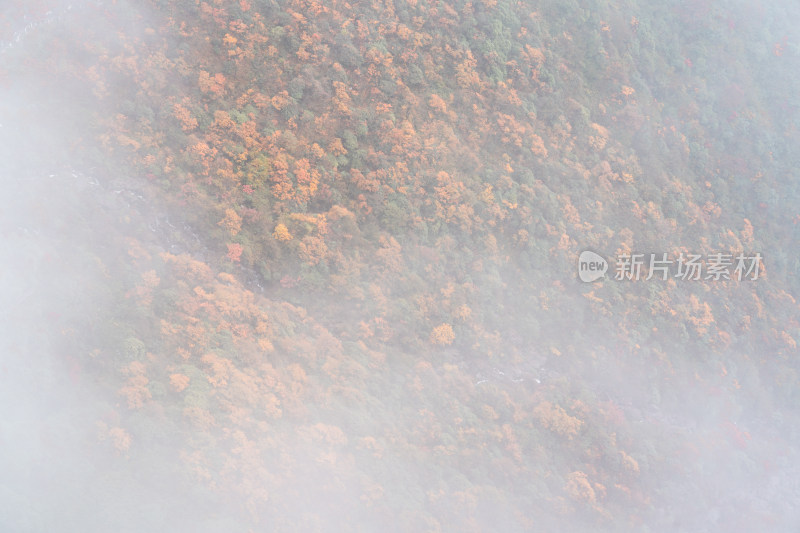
[2,0,800,531]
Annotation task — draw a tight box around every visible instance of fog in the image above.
[2,0,800,531]
[0,37,230,533]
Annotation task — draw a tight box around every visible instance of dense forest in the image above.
[2,0,800,531]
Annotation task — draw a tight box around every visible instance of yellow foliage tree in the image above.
[273,223,293,242]
[170,373,190,392]
[533,401,583,439]
[565,471,597,503]
[218,208,242,236]
[430,323,455,345]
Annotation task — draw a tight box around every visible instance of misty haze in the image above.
[2,0,800,531]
